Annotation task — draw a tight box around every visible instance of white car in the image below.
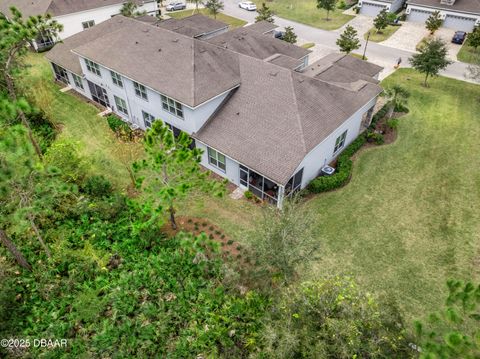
[239,1,257,11]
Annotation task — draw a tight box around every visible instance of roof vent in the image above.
[269,71,278,77]
[172,39,179,43]
[199,47,207,53]
[236,112,240,116]
[158,48,162,52]
[135,41,139,44]
[143,28,150,33]
[298,78,304,83]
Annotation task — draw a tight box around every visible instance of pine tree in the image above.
[255,3,274,23]
[373,8,389,33]
[336,25,361,54]
[425,11,443,35]
[282,26,297,44]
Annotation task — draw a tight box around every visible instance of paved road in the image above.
[223,1,477,83]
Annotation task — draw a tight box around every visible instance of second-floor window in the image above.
[111,71,123,87]
[72,74,84,90]
[114,96,128,116]
[161,94,183,118]
[85,59,101,76]
[207,147,226,172]
[134,82,148,100]
[82,20,95,29]
[334,130,347,154]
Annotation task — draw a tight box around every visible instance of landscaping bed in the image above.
[365,25,401,43]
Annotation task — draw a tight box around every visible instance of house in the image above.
[0,0,158,50]
[358,0,406,16]
[245,20,278,36]
[406,0,480,32]
[45,15,383,207]
[156,14,229,39]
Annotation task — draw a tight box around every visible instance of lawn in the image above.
[254,0,354,31]
[364,25,401,42]
[168,9,247,29]
[20,54,480,326]
[457,42,480,64]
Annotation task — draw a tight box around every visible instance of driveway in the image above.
[335,15,373,36]
[380,22,428,53]
[435,28,462,60]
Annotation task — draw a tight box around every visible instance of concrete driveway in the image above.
[336,15,373,36]
[435,28,462,60]
[380,22,428,52]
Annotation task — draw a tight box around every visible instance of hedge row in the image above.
[369,103,389,130]
[307,135,366,193]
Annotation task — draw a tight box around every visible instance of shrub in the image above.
[227,239,234,245]
[82,175,113,197]
[209,226,214,231]
[106,114,128,132]
[244,190,253,200]
[187,219,193,223]
[307,135,365,193]
[367,132,385,145]
[386,118,399,130]
[209,234,214,239]
[369,104,389,130]
[337,0,347,9]
[220,234,225,239]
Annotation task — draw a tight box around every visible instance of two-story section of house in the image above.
[0,0,158,50]
[45,15,383,207]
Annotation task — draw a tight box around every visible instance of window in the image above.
[111,71,123,87]
[285,168,303,197]
[333,130,347,154]
[142,111,156,128]
[72,74,84,90]
[114,96,128,116]
[52,63,69,84]
[134,82,148,100]
[85,59,101,76]
[207,147,226,172]
[161,94,183,118]
[82,20,95,29]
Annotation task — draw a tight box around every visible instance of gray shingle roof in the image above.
[45,15,136,75]
[0,0,153,17]
[205,26,310,63]
[195,55,382,185]
[407,0,480,14]
[157,14,228,38]
[72,17,241,107]
[245,20,278,34]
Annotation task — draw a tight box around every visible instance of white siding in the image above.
[293,97,378,189]
[54,1,158,39]
[196,141,241,185]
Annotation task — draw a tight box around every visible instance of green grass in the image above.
[254,0,354,31]
[364,25,401,42]
[301,42,315,49]
[457,42,480,64]
[168,9,247,29]
[20,54,480,327]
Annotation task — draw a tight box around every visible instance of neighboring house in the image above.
[45,15,383,207]
[358,0,406,16]
[245,20,278,36]
[0,0,158,50]
[406,0,480,32]
[156,14,229,39]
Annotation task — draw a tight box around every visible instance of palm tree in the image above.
[188,0,201,13]
[120,1,146,17]
[383,85,410,119]
[204,0,224,19]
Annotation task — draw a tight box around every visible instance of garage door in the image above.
[443,14,476,32]
[360,2,388,17]
[408,9,433,23]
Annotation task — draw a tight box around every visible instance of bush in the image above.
[244,190,253,200]
[82,175,113,197]
[369,104,389,130]
[386,118,399,130]
[106,114,133,141]
[337,0,347,9]
[367,131,385,144]
[307,135,366,193]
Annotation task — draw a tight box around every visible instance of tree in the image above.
[133,120,224,230]
[373,8,389,33]
[261,276,411,358]
[247,197,318,285]
[425,11,443,35]
[316,0,336,21]
[282,26,297,44]
[383,85,410,119]
[0,7,62,159]
[120,1,147,17]
[204,0,224,19]
[414,280,480,358]
[255,3,274,23]
[466,26,480,51]
[187,0,202,13]
[336,25,361,54]
[409,38,453,86]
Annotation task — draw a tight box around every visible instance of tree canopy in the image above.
[336,25,361,54]
[425,11,443,35]
[255,2,275,23]
[316,0,336,21]
[409,38,453,86]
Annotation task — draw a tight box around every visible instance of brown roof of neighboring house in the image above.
[407,0,480,14]
[245,20,278,34]
[45,15,136,75]
[0,0,153,17]
[135,14,160,24]
[157,14,228,38]
[194,54,382,185]
[72,17,241,107]
[205,26,310,63]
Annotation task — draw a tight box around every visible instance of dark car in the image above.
[273,30,285,40]
[452,31,467,45]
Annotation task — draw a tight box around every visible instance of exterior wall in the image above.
[196,141,241,185]
[406,5,480,30]
[76,55,233,132]
[54,1,158,39]
[293,96,378,189]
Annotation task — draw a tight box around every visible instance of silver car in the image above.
[166,2,186,11]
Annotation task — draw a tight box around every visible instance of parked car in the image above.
[273,30,285,39]
[451,31,467,45]
[239,1,257,11]
[166,2,186,11]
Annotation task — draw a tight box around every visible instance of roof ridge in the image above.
[288,71,308,155]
